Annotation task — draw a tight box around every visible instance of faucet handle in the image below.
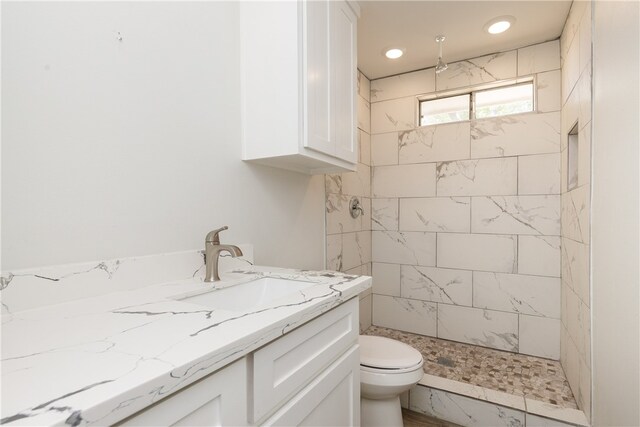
[206,226,229,245]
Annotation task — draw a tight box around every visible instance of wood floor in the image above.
[402,408,461,427]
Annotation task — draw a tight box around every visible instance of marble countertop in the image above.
[1,266,371,426]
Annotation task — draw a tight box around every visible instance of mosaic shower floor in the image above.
[363,325,578,410]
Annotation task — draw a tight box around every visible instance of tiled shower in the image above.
[326,1,593,422]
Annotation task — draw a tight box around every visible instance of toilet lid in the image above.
[359,335,423,370]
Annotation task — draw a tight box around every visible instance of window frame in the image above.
[417,76,536,127]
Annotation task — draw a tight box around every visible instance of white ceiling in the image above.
[358,0,572,80]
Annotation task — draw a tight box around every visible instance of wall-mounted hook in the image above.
[350,196,364,219]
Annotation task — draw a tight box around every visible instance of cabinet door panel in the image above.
[331,1,358,163]
[304,0,334,156]
[262,345,360,427]
[117,358,247,427]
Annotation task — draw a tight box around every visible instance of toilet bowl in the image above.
[359,335,424,427]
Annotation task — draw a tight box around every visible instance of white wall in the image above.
[591,1,640,425]
[1,2,325,271]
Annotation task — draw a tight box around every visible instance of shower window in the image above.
[419,80,534,126]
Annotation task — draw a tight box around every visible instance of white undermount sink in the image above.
[177,277,317,312]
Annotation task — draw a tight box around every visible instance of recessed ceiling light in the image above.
[384,48,404,59]
[484,16,516,35]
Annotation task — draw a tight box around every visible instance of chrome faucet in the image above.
[204,226,243,282]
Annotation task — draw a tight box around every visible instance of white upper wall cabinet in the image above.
[241,0,359,175]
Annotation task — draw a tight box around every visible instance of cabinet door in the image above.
[117,358,247,427]
[303,0,334,156]
[331,0,358,164]
[261,345,360,427]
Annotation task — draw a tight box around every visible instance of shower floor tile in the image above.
[363,325,578,410]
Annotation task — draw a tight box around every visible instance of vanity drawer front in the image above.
[251,297,359,423]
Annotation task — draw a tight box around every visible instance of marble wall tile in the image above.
[372,163,436,198]
[371,132,398,166]
[326,234,343,271]
[473,272,560,318]
[561,186,589,243]
[471,195,561,236]
[398,122,471,164]
[372,295,437,336]
[436,51,518,91]
[370,96,417,134]
[519,315,561,359]
[471,112,561,158]
[577,125,591,187]
[561,238,589,306]
[361,197,372,232]
[401,265,472,306]
[537,70,562,113]
[342,231,371,271]
[561,85,579,150]
[342,163,371,197]
[399,197,471,233]
[410,385,525,427]
[357,70,370,102]
[560,148,568,194]
[326,193,362,235]
[560,0,586,62]
[561,38,580,105]
[578,2,592,75]
[372,262,400,296]
[359,293,372,332]
[437,233,517,273]
[371,68,435,103]
[578,67,591,130]
[359,130,371,166]
[438,304,519,352]
[357,95,371,133]
[518,236,561,277]
[518,40,561,75]
[518,153,561,195]
[372,231,436,266]
[436,158,518,196]
[371,198,398,231]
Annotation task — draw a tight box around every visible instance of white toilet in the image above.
[359,335,424,427]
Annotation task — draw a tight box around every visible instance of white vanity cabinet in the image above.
[117,298,360,427]
[117,358,248,427]
[240,0,359,175]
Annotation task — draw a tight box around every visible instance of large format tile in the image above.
[341,230,371,271]
[438,305,519,352]
[436,158,517,196]
[326,234,343,271]
[437,233,517,273]
[371,68,435,102]
[357,95,371,133]
[561,238,589,306]
[399,197,470,233]
[357,70,370,102]
[326,193,362,235]
[409,385,525,426]
[537,70,562,113]
[371,96,417,134]
[517,40,561,76]
[372,262,401,296]
[401,265,472,306]
[325,164,370,196]
[398,122,470,164]
[372,163,436,198]
[471,195,561,236]
[372,295,437,336]
[372,230,436,266]
[471,112,561,158]
[518,235,561,277]
[561,186,589,244]
[359,129,371,166]
[371,198,398,231]
[473,272,560,318]
[371,132,398,166]
[519,315,561,359]
[518,153,561,195]
[359,293,372,332]
[436,51,517,91]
